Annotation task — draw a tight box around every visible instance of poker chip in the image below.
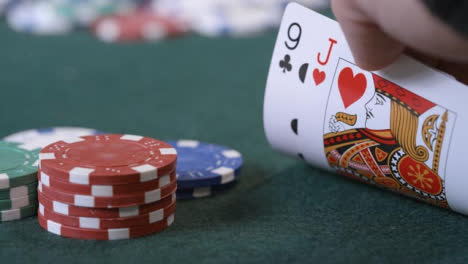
[1,204,38,222]
[0,0,14,15]
[38,192,176,218]
[38,179,177,208]
[6,0,73,35]
[168,140,243,189]
[36,134,178,239]
[0,193,37,210]
[39,201,176,229]
[5,0,139,35]
[38,212,175,240]
[0,141,39,221]
[150,0,330,37]
[3,127,101,151]
[53,0,138,28]
[150,0,284,37]
[0,181,37,200]
[176,181,237,199]
[39,170,175,197]
[191,3,280,37]
[91,9,187,43]
[39,134,177,185]
[5,0,330,38]
[0,141,39,190]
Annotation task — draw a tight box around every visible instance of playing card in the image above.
[263,3,468,214]
[264,3,350,164]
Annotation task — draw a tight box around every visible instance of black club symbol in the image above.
[279,54,292,73]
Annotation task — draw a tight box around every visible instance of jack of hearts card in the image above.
[323,59,456,208]
[264,3,468,214]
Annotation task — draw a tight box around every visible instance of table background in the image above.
[1,10,468,263]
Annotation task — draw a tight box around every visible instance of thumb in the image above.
[331,0,405,71]
[331,0,468,71]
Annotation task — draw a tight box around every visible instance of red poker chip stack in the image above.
[91,9,188,43]
[37,134,178,240]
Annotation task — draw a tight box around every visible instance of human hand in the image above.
[331,0,468,84]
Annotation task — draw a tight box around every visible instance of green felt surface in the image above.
[1,11,468,264]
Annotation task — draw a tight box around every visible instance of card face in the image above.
[264,3,347,163]
[264,3,468,213]
[324,58,456,207]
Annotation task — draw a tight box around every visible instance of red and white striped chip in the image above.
[37,134,178,240]
[39,134,177,185]
[38,191,176,218]
[39,200,175,229]
[38,211,175,240]
[38,179,176,208]
[92,10,188,43]
[39,170,175,197]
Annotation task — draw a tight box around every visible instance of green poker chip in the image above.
[0,141,39,190]
[0,192,37,210]
[0,204,38,222]
[0,181,37,200]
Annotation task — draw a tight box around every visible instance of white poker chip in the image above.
[3,127,101,150]
[95,18,120,42]
[151,0,330,37]
[141,21,168,41]
[0,0,11,14]
[6,1,72,35]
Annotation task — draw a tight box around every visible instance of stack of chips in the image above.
[6,0,139,35]
[169,140,243,199]
[4,0,330,40]
[91,9,188,43]
[0,141,39,222]
[150,0,331,38]
[37,134,178,240]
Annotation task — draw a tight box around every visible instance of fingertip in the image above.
[346,26,405,71]
[353,49,403,71]
[331,0,405,71]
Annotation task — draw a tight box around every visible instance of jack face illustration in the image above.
[364,92,391,130]
[324,64,456,208]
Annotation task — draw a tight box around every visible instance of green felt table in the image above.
[1,11,468,264]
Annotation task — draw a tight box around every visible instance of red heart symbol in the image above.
[338,67,367,109]
[313,68,325,86]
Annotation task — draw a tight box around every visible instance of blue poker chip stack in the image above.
[167,140,243,199]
